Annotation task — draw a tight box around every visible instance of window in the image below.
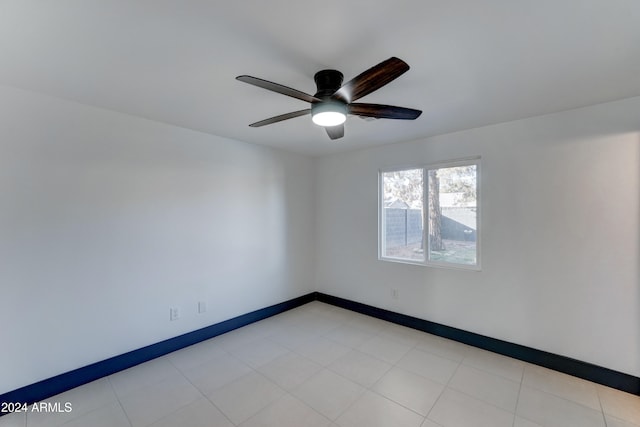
[380,168,425,263]
[379,159,480,269]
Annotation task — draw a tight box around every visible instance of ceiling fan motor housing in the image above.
[313,69,344,98]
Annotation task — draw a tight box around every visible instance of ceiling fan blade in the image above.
[236,75,321,103]
[334,57,410,103]
[249,109,311,127]
[348,103,422,120]
[325,124,344,140]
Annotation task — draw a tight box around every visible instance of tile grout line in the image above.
[596,386,609,427]
[459,349,525,383]
[519,376,607,415]
[510,360,526,427]
[419,339,464,424]
[367,354,440,422]
[164,353,237,427]
[293,309,411,424]
[328,307,465,424]
[368,326,429,421]
[217,368,289,426]
[106,377,134,427]
[298,338,376,423]
[445,378,521,417]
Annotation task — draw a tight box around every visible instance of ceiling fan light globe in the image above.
[311,102,347,127]
[312,111,346,127]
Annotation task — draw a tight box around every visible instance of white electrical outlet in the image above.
[198,301,207,314]
[170,307,180,321]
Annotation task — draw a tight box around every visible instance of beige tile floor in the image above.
[1,302,639,427]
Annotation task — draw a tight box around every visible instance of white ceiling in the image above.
[1,1,639,156]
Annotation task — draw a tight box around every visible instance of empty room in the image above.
[1,1,639,427]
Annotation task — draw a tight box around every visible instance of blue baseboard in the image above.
[315,292,640,396]
[2,290,638,415]
[0,293,315,409]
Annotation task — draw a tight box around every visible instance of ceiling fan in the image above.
[236,57,422,140]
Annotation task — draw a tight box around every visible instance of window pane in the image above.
[428,164,477,265]
[381,169,424,262]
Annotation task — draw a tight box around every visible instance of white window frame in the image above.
[378,165,426,266]
[378,157,481,270]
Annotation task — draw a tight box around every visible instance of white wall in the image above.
[2,85,638,395]
[0,86,315,394]
[315,97,640,377]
